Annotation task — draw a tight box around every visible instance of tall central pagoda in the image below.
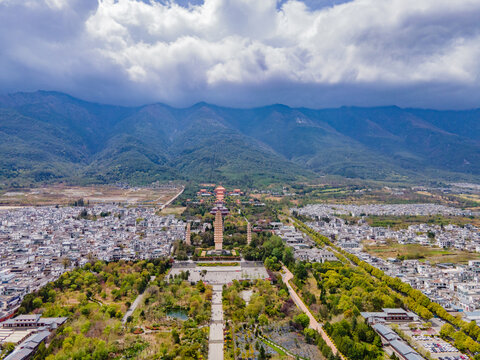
[214,210,223,251]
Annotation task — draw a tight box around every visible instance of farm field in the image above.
[364,215,480,229]
[363,240,480,264]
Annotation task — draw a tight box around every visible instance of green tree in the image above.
[440,323,455,338]
[196,281,206,293]
[304,328,317,344]
[32,297,43,309]
[294,262,308,282]
[258,314,268,326]
[294,313,310,329]
[259,345,267,360]
[172,329,180,344]
[282,247,295,266]
[1,343,15,357]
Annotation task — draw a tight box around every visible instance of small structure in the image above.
[464,310,480,325]
[3,348,33,360]
[2,315,41,328]
[3,330,51,360]
[361,308,418,324]
[293,248,337,263]
[19,331,50,351]
[229,189,243,196]
[372,323,423,360]
[197,189,212,197]
[0,315,67,360]
[2,315,67,330]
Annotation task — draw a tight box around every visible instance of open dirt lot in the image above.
[0,184,180,206]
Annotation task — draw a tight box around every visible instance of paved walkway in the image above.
[122,276,156,324]
[208,284,224,360]
[282,266,344,360]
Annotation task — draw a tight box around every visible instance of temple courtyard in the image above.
[169,260,269,284]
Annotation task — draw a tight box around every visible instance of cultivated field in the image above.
[363,240,480,264]
[364,214,480,229]
[0,184,181,206]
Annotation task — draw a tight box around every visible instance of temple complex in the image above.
[210,185,229,216]
[209,201,230,216]
[214,185,226,202]
[214,210,223,251]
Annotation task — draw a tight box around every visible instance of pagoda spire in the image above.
[185,222,191,246]
[214,210,223,251]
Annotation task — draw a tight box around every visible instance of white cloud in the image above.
[0,0,480,108]
[45,0,68,9]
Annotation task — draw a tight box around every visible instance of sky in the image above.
[0,0,479,109]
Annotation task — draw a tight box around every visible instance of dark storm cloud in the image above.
[0,0,479,109]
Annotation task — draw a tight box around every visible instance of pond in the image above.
[166,309,188,321]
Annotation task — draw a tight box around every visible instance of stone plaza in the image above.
[169,261,269,284]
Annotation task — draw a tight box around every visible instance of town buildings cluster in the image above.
[0,205,185,322]
[303,215,480,252]
[270,222,337,263]
[295,203,480,217]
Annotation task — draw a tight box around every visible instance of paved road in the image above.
[282,265,345,359]
[208,284,224,360]
[159,186,184,210]
[122,276,156,325]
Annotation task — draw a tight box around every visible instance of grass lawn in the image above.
[261,339,287,356]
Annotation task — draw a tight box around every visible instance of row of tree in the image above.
[292,217,480,357]
[324,318,383,360]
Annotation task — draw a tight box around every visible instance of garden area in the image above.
[222,277,324,359]
[17,259,171,359]
[125,278,212,359]
[291,261,391,360]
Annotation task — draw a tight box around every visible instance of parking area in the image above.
[411,335,466,360]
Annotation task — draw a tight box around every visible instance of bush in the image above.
[294,313,310,329]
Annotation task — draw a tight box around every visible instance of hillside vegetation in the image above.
[1,91,480,187]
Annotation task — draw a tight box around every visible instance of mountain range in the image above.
[1,91,479,187]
